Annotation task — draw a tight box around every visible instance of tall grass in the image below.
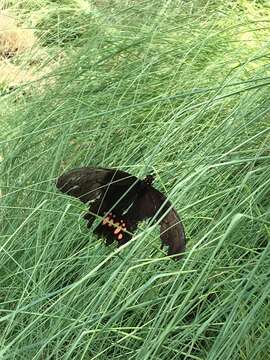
[1,1,270,359]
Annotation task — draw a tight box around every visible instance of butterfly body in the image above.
[56,167,186,260]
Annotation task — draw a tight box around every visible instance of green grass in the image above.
[1,1,270,359]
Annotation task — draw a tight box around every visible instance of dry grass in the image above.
[0,59,35,86]
[0,10,36,58]
[0,10,57,89]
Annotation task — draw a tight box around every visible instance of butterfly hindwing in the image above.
[57,167,143,244]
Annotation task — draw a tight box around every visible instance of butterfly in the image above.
[56,167,186,260]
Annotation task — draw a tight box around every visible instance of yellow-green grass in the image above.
[1,1,270,359]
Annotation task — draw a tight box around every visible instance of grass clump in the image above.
[1,1,270,359]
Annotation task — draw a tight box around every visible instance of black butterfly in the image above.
[56,167,186,260]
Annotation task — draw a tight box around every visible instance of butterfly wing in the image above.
[57,168,186,259]
[56,167,112,203]
[56,166,142,230]
[56,167,138,204]
[129,187,186,259]
[159,207,186,259]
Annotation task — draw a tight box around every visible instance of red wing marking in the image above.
[102,213,127,241]
[114,227,122,235]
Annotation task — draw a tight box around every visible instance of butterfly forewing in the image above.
[160,208,186,258]
[129,187,185,258]
[56,167,111,203]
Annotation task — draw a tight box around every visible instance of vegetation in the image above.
[1,1,269,359]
